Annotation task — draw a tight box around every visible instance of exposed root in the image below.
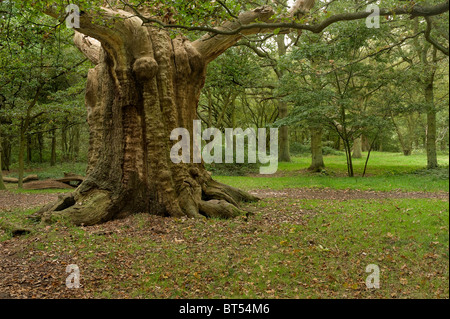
[203,179,260,204]
[35,190,112,226]
[0,220,32,237]
[198,199,248,219]
[35,177,259,226]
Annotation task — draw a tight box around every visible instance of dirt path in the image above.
[1,188,447,213]
[0,191,60,212]
[249,188,449,201]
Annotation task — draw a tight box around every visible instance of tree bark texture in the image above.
[309,127,325,172]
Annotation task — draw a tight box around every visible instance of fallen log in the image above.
[2,174,39,184]
[24,175,39,183]
[2,177,18,183]
[55,173,85,187]
[23,180,76,190]
[2,172,85,189]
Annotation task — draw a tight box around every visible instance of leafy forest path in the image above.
[248,188,449,201]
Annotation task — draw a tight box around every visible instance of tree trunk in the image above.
[425,76,438,169]
[309,127,325,172]
[343,139,354,177]
[361,135,370,152]
[352,137,363,159]
[38,28,258,226]
[18,122,26,189]
[61,124,69,162]
[1,139,10,171]
[73,125,80,160]
[0,130,6,190]
[391,115,413,156]
[278,101,291,162]
[276,35,291,163]
[440,131,448,151]
[50,129,57,166]
[26,135,32,165]
[37,132,44,163]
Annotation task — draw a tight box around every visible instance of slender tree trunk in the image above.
[38,132,44,163]
[309,127,325,172]
[352,137,363,159]
[336,137,341,151]
[361,135,370,152]
[391,115,412,156]
[343,139,354,177]
[425,76,438,169]
[440,129,449,151]
[276,35,291,162]
[26,135,32,165]
[278,101,291,162]
[0,130,6,190]
[50,129,57,167]
[61,124,68,162]
[1,140,10,171]
[18,122,26,189]
[73,125,80,160]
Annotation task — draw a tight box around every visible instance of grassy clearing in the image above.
[279,152,449,175]
[214,152,449,193]
[215,172,449,193]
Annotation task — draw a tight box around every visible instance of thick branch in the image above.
[44,6,123,48]
[424,16,449,56]
[192,0,316,63]
[192,5,276,63]
[74,32,102,65]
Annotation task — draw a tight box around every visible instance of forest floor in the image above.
[1,188,448,213]
[0,192,59,212]
[0,153,448,299]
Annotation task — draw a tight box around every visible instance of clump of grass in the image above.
[411,166,449,181]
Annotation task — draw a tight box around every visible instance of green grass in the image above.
[4,162,87,180]
[278,152,449,175]
[5,186,72,195]
[215,173,448,192]
[214,152,449,193]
